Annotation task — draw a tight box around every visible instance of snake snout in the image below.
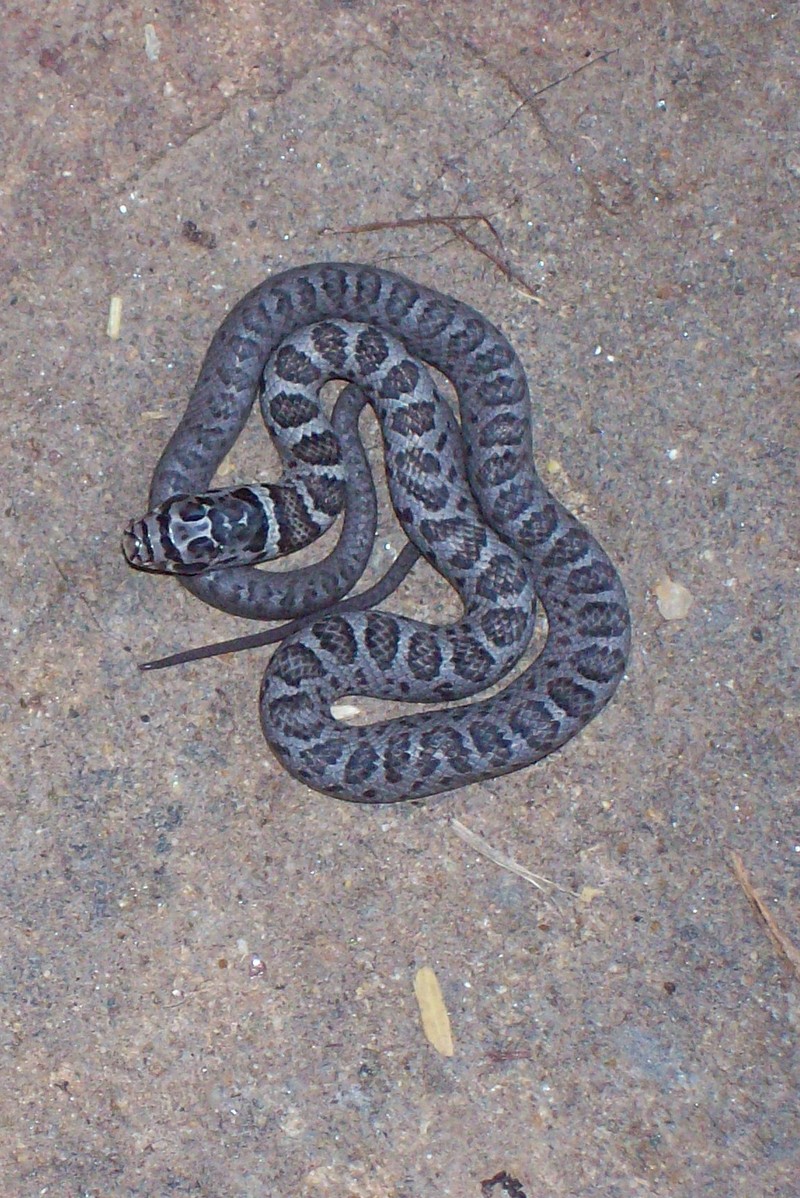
[121,520,154,569]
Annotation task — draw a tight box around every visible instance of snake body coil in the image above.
[123,262,630,802]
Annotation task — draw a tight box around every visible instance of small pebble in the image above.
[654,576,693,620]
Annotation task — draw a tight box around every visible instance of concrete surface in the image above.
[1,3,797,1196]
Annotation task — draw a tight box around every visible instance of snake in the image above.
[122,262,630,803]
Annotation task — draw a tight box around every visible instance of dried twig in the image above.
[450,819,577,897]
[731,850,800,980]
[324,212,503,246]
[321,212,542,300]
[164,980,214,1008]
[493,47,621,133]
[50,557,109,641]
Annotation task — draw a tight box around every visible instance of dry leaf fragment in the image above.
[413,966,454,1057]
[106,296,122,340]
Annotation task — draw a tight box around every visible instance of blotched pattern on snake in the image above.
[123,262,630,803]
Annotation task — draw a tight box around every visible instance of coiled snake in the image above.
[123,262,630,802]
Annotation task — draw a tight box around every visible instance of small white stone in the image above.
[654,576,693,620]
[144,23,160,62]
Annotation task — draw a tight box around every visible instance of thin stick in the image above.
[322,211,542,300]
[450,819,578,897]
[491,47,621,135]
[731,850,800,980]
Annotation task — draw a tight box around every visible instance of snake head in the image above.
[121,487,271,575]
[122,495,216,574]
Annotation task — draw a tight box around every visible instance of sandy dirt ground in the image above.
[1,3,797,1195]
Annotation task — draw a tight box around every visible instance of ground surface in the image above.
[1,3,798,1196]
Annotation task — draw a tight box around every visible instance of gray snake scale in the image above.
[123,262,630,803]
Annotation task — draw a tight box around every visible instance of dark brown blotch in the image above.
[354,326,390,374]
[274,344,322,385]
[542,528,591,570]
[364,613,401,669]
[303,471,345,517]
[389,399,437,437]
[311,321,349,369]
[576,600,629,640]
[263,691,319,739]
[478,605,530,649]
[270,643,325,687]
[407,630,443,681]
[383,729,413,784]
[267,389,320,428]
[450,632,493,683]
[380,359,421,399]
[467,720,513,761]
[546,675,596,719]
[567,559,618,595]
[573,644,627,686]
[482,448,527,490]
[509,700,561,748]
[344,741,380,786]
[314,616,359,665]
[475,553,530,604]
[291,428,342,467]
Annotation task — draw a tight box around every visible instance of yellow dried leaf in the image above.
[413,966,454,1057]
[106,296,122,340]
